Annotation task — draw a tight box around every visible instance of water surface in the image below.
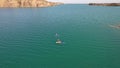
[0,4,120,68]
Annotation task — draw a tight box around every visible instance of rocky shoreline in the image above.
[89,3,120,6]
[0,0,63,8]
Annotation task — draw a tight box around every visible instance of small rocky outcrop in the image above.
[0,0,62,8]
[89,3,120,6]
[109,25,120,29]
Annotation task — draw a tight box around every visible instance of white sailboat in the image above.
[55,33,62,44]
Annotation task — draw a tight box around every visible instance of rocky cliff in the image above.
[0,0,62,8]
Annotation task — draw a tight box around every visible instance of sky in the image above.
[47,0,120,3]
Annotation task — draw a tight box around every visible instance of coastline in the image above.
[0,0,63,8]
[89,3,120,6]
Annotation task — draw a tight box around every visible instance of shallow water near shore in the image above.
[0,4,120,68]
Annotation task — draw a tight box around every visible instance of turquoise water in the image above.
[0,4,120,68]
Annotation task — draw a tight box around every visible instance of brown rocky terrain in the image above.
[0,0,62,8]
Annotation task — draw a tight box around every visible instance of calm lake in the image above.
[0,4,120,68]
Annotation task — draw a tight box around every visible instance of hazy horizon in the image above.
[47,0,120,4]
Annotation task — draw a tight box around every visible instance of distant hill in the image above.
[0,0,62,8]
[89,3,120,6]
